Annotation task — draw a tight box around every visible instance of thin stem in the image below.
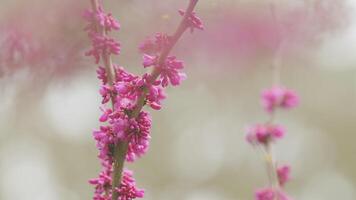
[111,1,200,199]
[269,1,283,87]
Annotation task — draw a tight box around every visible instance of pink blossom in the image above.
[261,87,299,113]
[111,115,129,140]
[255,188,292,200]
[99,107,113,122]
[116,169,144,200]
[179,9,204,33]
[142,54,158,68]
[159,56,186,87]
[84,7,120,33]
[89,161,113,200]
[97,66,108,85]
[139,33,171,55]
[246,124,285,145]
[282,90,299,109]
[99,85,112,104]
[89,165,144,200]
[141,53,186,87]
[86,34,121,64]
[100,12,120,32]
[114,65,140,83]
[125,111,152,162]
[277,165,291,187]
[146,85,166,110]
[93,126,116,162]
[114,82,140,111]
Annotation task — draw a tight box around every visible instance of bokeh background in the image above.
[1,0,356,199]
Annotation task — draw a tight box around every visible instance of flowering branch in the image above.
[245,64,299,200]
[111,2,201,199]
[84,0,203,199]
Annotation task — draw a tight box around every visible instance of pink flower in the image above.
[116,169,144,200]
[261,87,299,113]
[89,161,113,200]
[277,165,291,187]
[110,114,128,140]
[93,126,116,162]
[101,12,120,32]
[282,90,299,109]
[114,82,140,111]
[141,53,186,87]
[125,111,152,162]
[86,34,121,64]
[84,7,120,33]
[255,188,292,200]
[142,54,158,68]
[159,56,186,87]
[139,33,171,55]
[246,124,285,145]
[179,9,204,33]
[146,85,166,110]
[97,66,108,85]
[99,85,112,104]
[99,107,113,122]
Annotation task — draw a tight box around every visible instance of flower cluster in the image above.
[143,54,186,87]
[116,170,145,200]
[246,86,299,200]
[85,0,203,199]
[139,33,171,55]
[261,87,299,113]
[246,124,285,146]
[89,162,144,200]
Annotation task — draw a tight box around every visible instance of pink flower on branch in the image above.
[143,54,186,87]
[83,7,120,33]
[179,9,204,33]
[89,164,143,200]
[246,85,299,199]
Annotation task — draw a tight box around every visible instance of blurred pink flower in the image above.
[139,33,171,55]
[0,1,87,79]
[277,165,291,187]
[195,0,348,68]
[255,188,292,200]
[261,86,299,113]
[246,124,285,146]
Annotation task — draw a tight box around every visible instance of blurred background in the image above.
[1,0,356,199]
